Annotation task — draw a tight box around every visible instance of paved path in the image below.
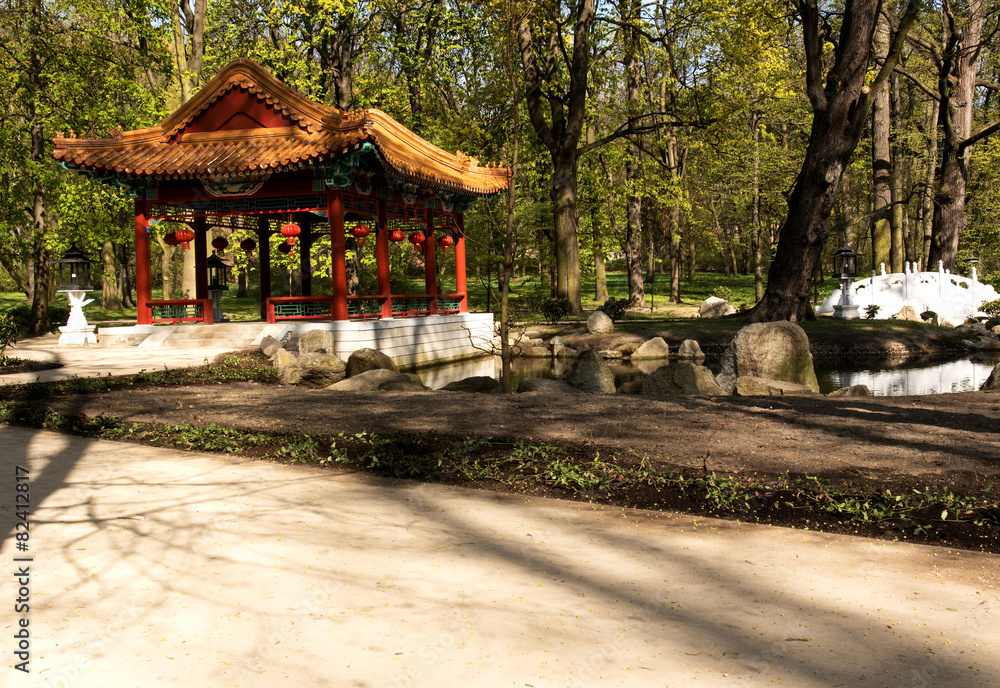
[1,425,997,687]
[3,337,238,386]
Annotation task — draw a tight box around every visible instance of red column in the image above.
[134,199,152,325]
[258,216,271,322]
[377,197,392,318]
[194,216,208,300]
[328,190,348,320]
[424,207,438,315]
[455,212,468,312]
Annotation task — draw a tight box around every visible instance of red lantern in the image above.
[438,235,454,252]
[175,227,195,250]
[211,236,229,251]
[389,229,405,242]
[414,243,423,251]
[356,237,367,247]
[278,242,293,255]
[163,232,179,247]
[239,238,256,253]
[409,232,425,247]
[352,224,371,239]
[281,222,301,246]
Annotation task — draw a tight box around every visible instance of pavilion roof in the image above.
[52,59,509,197]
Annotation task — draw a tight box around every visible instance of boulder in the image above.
[598,349,623,359]
[345,348,399,377]
[617,342,639,357]
[560,349,616,394]
[699,296,736,318]
[555,346,577,358]
[734,376,815,396]
[517,377,584,394]
[441,376,503,393]
[260,335,282,358]
[587,310,614,334]
[616,380,643,394]
[921,310,940,326]
[640,363,725,396]
[827,384,873,397]
[376,373,428,392]
[328,369,401,392]
[519,345,551,358]
[676,339,705,359]
[299,329,335,355]
[981,364,1000,391]
[992,325,1000,337]
[270,348,297,370]
[715,321,820,394]
[281,353,347,388]
[550,336,566,358]
[985,316,1000,330]
[895,305,921,322]
[631,337,672,359]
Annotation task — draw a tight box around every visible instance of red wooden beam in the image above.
[135,199,152,325]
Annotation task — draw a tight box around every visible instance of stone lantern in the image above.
[206,253,230,323]
[832,244,859,319]
[52,246,97,346]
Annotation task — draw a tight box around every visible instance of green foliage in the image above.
[539,297,571,323]
[711,286,734,302]
[4,303,70,334]
[864,304,881,319]
[980,298,1000,317]
[0,313,17,361]
[599,298,628,322]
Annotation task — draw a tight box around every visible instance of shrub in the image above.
[981,298,1000,317]
[711,285,734,302]
[0,314,17,362]
[540,297,571,323]
[864,304,881,319]
[599,297,627,322]
[6,302,71,334]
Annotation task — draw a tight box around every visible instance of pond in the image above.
[410,353,1000,396]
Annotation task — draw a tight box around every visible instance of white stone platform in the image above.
[97,313,495,367]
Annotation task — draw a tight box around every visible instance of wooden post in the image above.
[377,197,392,318]
[456,212,468,312]
[134,199,152,325]
[194,216,208,300]
[424,207,438,314]
[300,216,313,297]
[328,190,348,320]
[258,215,271,322]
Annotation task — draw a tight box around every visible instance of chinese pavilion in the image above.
[52,59,507,360]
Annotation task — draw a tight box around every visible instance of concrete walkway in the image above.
[1,425,997,687]
[3,336,239,386]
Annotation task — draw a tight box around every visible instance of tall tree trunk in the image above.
[687,241,696,280]
[101,241,121,310]
[25,0,49,336]
[890,72,905,271]
[591,207,608,302]
[871,16,893,270]
[748,0,918,322]
[750,112,764,301]
[622,0,644,307]
[921,100,939,268]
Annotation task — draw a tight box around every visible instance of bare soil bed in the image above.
[12,366,999,553]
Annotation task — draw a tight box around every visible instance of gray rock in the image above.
[985,316,1000,330]
[715,321,819,394]
[517,377,584,394]
[587,310,614,335]
[299,329,335,355]
[519,345,552,358]
[281,353,347,388]
[672,362,726,395]
[992,325,1000,337]
[345,348,399,377]
[328,369,401,391]
[640,363,725,396]
[270,348,297,370]
[598,349,623,359]
[981,364,1000,391]
[699,296,736,318]
[376,373,428,392]
[895,305,921,321]
[921,310,940,325]
[560,349,616,394]
[676,339,704,359]
[441,376,503,393]
[617,342,639,356]
[616,380,643,394]
[734,376,815,396]
[555,346,577,358]
[827,384,872,397]
[260,335,282,357]
[631,337,672,359]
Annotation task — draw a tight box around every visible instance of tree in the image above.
[747,0,919,322]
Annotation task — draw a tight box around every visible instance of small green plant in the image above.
[864,304,881,319]
[711,286,734,302]
[599,298,628,322]
[0,313,17,363]
[539,297,571,323]
[980,298,1000,317]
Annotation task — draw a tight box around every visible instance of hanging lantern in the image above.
[239,238,256,253]
[413,243,423,251]
[389,229,405,242]
[163,232,179,247]
[438,235,454,252]
[281,222,301,246]
[352,224,371,240]
[175,227,195,250]
[408,232,425,249]
[211,236,230,252]
[278,242,293,255]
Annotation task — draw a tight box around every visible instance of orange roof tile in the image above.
[53,59,509,197]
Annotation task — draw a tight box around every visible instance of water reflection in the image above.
[411,353,1000,397]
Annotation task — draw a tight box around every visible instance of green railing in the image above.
[266,297,333,323]
[148,299,213,324]
[347,297,386,321]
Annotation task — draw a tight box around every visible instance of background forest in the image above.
[2,0,1000,334]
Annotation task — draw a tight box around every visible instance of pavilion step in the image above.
[158,338,258,348]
